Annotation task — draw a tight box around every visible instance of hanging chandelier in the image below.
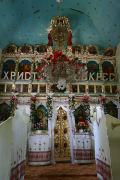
[48,16,72,49]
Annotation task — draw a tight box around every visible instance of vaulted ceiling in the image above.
[0,0,120,49]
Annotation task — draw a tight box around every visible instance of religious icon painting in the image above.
[23,84,28,93]
[6,84,12,93]
[32,84,38,93]
[96,85,102,93]
[0,84,5,93]
[1,60,16,79]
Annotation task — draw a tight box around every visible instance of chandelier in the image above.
[49,16,72,49]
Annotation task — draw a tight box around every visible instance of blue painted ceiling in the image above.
[0,0,120,49]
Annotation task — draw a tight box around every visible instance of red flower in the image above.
[49,51,69,63]
[98,95,106,104]
[31,96,36,102]
[11,95,17,101]
[82,95,90,103]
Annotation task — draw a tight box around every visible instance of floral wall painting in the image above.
[87,61,99,80]
[1,59,15,79]
[74,104,90,133]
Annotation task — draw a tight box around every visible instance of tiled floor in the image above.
[25,163,97,180]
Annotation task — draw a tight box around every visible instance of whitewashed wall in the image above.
[10,105,30,180]
[106,114,120,180]
[92,105,112,179]
[0,117,12,180]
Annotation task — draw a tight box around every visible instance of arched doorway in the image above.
[54,107,71,162]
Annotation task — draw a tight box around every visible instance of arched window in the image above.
[102,61,114,80]
[1,59,16,79]
[87,61,99,80]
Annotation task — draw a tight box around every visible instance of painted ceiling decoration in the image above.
[0,0,120,50]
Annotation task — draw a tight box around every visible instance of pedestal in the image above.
[28,133,51,165]
[73,132,94,164]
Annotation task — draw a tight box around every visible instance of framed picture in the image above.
[32,84,38,93]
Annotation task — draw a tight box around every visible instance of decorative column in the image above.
[46,93,54,164]
[15,57,19,81]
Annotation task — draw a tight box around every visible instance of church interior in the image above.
[0,0,120,179]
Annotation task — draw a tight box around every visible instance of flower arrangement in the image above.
[98,94,106,105]
[57,78,66,90]
[49,50,69,63]
[82,94,90,103]
[76,117,90,133]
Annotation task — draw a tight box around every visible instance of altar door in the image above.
[54,107,71,162]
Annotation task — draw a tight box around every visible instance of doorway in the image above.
[54,107,71,162]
